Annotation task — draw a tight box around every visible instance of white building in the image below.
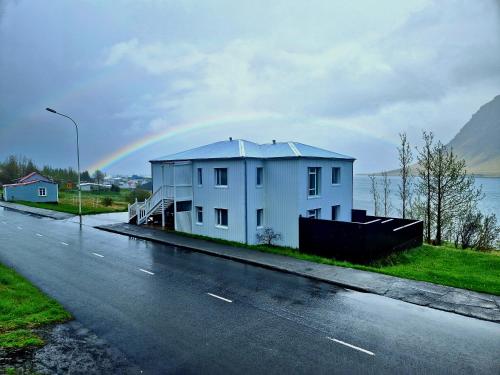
[79,182,112,191]
[129,139,355,248]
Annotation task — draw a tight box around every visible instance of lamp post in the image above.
[45,108,82,228]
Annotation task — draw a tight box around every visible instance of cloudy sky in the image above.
[0,0,499,175]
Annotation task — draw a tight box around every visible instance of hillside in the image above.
[375,95,500,177]
[447,95,500,176]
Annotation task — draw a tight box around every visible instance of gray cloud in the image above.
[0,0,499,174]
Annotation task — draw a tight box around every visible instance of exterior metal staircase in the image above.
[128,186,172,225]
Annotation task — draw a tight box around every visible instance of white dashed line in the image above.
[207,293,233,303]
[92,252,104,258]
[17,226,22,230]
[36,233,43,237]
[60,242,69,246]
[326,337,374,356]
[139,268,154,275]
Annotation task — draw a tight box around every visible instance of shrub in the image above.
[127,188,151,203]
[101,197,113,207]
[256,227,282,246]
[110,184,120,192]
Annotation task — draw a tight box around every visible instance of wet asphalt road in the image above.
[0,208,499,374]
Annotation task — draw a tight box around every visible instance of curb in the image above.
[0,202,73,220]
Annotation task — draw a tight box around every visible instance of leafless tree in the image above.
[397,132,413,219]
[381,171,392,217]
[416,131,434,243]
[369,175,381,216]
[256,227,282,246]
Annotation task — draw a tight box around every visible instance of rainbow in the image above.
[87,112,280,172]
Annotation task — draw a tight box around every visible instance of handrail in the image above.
[136,186,164,224]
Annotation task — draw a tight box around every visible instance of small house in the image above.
[3,172,58,203]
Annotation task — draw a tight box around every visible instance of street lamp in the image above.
[45,107,82,228]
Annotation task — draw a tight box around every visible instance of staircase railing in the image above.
[137,186,164,225]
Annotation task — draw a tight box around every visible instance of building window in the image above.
[332,167,341,184]
[197,168,203,186]
[256,167,263,186]
[332,205,340,220]
[307,208,321,219]
[196,206,203,224]
[308,167,321,196]
[215,208,228,227]
[256,209,264,228]
[38,187,46,197]
[215,168,228,187]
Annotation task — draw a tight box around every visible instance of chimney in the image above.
[229,137,233,141]
[272,139,276,144]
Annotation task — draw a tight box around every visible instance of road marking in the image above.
[60,242,69,246]
[36,233,43,237]
[17,226,22,230]
[92,252,104,258]
[139,268,154,275]
[207,293,233,303]
[327,337,374,356]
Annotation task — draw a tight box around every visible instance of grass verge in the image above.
[0,263,71,349]
[11,189,130,215]
[169,230,500,295]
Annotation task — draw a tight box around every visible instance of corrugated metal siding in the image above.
[263,159,300,247]
[4,181,58,203]
[298,159,353,222]
[190,159,246,242]
[151,157,353,248]
[245,159,265,245]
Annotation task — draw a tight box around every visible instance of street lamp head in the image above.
[45,107,57,113]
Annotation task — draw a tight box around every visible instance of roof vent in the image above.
[229,137,233,141]
[272,139,276,144]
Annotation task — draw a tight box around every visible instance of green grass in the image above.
[11,189,131,215]
[169,230,500,295]
[0,263,71,349]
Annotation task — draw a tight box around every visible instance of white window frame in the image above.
[331,167,341,185]
[38,187,47,197]
[256,167,263,187]
[331,205,340,220]
[256,208,264,228]
[195,206,203,224]
[215,208,228,228]
[197,168,203,186]
[307,208,321,219]
[215,168,228,187]
[308,167,321,197]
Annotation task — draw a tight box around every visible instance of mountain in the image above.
[373,95,500,177]
[447,95,500,176]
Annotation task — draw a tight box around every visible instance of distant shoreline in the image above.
[355,173,500,178]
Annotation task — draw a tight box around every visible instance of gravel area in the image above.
[1,321,141,374]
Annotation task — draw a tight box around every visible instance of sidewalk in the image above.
[96,223,500,323]
[0,201,74,220]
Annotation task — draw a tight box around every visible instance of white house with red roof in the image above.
[3,172,58,203]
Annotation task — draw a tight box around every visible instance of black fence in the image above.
[299,209,423,264]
